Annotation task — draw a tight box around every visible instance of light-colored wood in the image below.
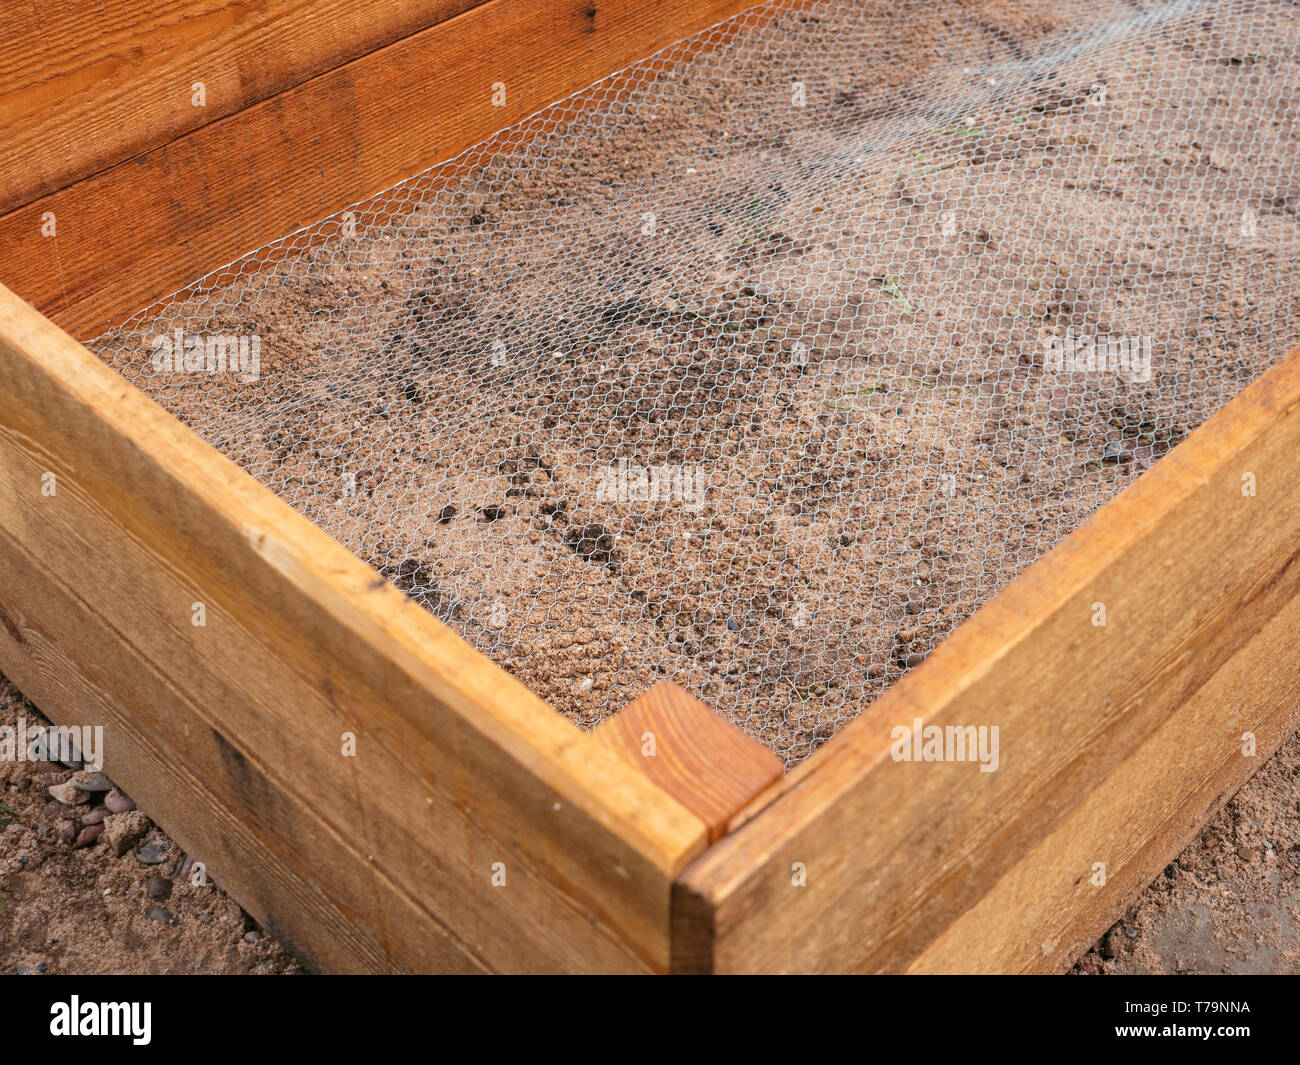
[0,0,763,339]
[0,282,710,973]
[0,527,487,974]
[0,0,482,213]
[672,346,1300,974]
[908,586,1300,973]
[597,682,784,844]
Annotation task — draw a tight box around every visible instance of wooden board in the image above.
[596,682,783,843]
[0,0,763,339]
[672,346,1300,974]
[0,282,710,973]
[0,0,482,213]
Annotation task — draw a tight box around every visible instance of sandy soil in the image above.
[0,675,298,975]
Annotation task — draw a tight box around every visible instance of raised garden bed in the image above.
[1,0,1299,972]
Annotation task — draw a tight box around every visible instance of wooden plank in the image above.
[0,526,488,974]
[0,0,763,339]
[0,0,483,213]
[907,586,1300,973]
[596,682,783,844]
[0,282,710,972]
[672,346,1300,974]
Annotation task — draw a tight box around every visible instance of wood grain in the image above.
[0,282,709,972]
[0,0,764,339]
[597,682,783,843]
[907,583,1300,973]
[0,1,483,213]
[673,346,1300,974]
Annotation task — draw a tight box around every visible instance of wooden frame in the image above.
[3,0,1299,973]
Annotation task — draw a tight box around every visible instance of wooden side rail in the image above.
[0,282,711,973]
[673,346,1300,973]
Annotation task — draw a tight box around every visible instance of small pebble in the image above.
[726,616,740,632]
[81,808,107,826]
[148,906,172,922]
[69,770,114,793]
[47,801,81,822]
[48,782,90,806]
[145,875,173,901]
[133,842,168,865]
[104,791,136,814]
[73,823,104,849]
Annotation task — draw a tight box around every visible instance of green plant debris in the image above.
[875,275,915,314]
[784,678,821,702]
[937,105,985,138]
[821,383,889,411]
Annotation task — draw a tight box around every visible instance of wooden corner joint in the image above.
[595,681,783,844]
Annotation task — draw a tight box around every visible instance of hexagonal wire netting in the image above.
[91,0,1300,764]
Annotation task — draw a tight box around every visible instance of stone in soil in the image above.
[48,782,90,806]
[102,810,151,858]
[103,790,136,814]
[69,770,114,793]
[134,843,167,865]
[145,875,173,901]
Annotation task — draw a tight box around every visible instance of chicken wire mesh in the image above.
[91,0,1300,764]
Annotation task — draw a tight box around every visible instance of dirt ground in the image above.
[0,675,299,974]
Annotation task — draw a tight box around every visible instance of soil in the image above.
[93,0,1300,765]
[0,675,299,975]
